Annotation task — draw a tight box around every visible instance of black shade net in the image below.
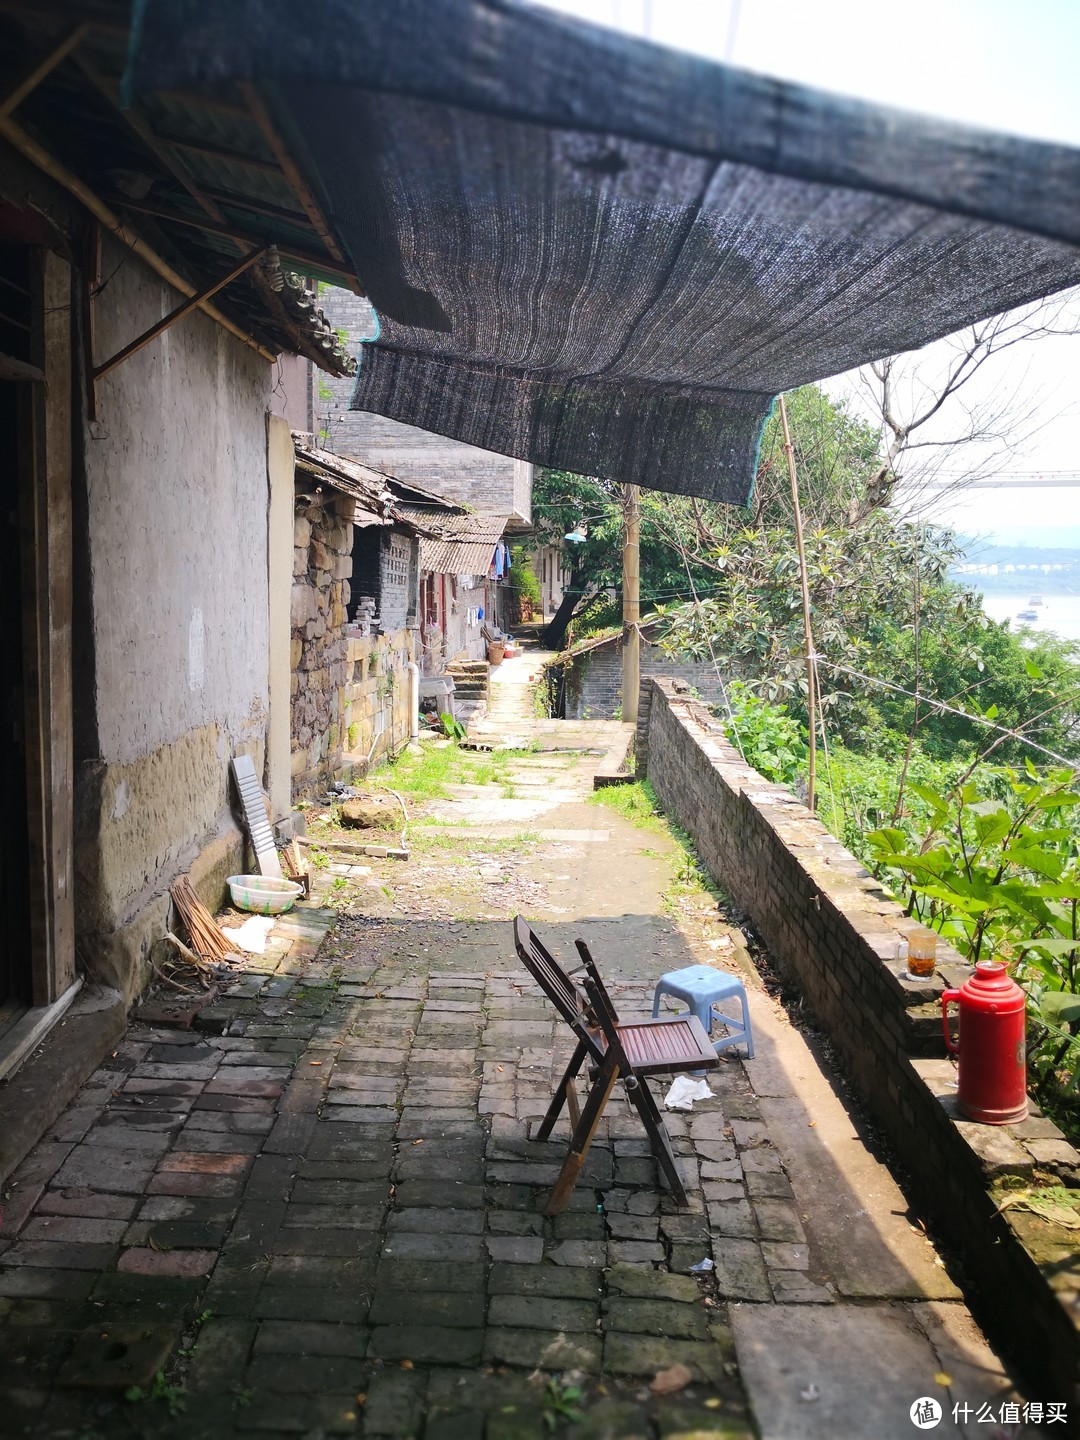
[127,0,1080,504]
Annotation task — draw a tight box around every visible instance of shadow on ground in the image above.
[0,907,1007,1440]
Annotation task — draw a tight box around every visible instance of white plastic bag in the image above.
[663,1075,714,1110]
[220,914,276,954]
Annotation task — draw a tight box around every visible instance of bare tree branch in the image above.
[847,287,1080,523]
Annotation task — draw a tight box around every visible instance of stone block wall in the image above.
[639,678,1080,1404]
[291,490,417,794]
[291,494,351,791]
[341,629,416,773]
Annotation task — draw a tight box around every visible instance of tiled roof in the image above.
[560,615,665,660]
[294,441,428,532]
[419,515,509,576]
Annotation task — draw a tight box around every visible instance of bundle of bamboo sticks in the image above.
[169,875,240,963]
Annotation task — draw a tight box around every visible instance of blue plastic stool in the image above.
[651,964,755,1061]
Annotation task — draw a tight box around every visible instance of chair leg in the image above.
[545,1057,620,1216]
[651,984,663,1019]
[537,1041,588,1140]
[626,1077,688,1207]
[740,990,755,1058]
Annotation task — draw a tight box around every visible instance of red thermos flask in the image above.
[941,960,1028,1124]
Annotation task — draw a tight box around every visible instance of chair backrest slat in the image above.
[574,939,632,1074]
[514,915,586,1029]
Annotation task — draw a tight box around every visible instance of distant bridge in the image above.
[920,471,1080,489]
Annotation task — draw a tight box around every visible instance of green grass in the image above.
[381,742,462,799]
[381,742,525,801]
[589,781,728,915]
[588,780,667,832]
[663,837,726,916]
[411,830,540,854]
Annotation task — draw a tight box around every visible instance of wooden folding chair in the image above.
[513,916,719,1215]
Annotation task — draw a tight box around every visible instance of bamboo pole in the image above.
[621,483,640,725]
[0,23,88,119]
[778,393,817,809]
[239,83,346,265]
[169,876,240,962]
[0,113,277,362]
[93,247,267,380]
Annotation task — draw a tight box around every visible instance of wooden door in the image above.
[0,243,74,1009]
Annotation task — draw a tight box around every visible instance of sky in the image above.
[533,0,1080,545]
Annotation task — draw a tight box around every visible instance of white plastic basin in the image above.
[226,874,302,915]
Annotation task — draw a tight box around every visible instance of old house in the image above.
[288,440,469,792]
[0,10,358,1167]
[286,434,524,785]
[533,543,573,623]
[415,516,514,673]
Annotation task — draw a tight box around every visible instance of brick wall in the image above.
[562,636,731,719]
[378,532,416,634]
[640,678,1080,1404]
[311,288,531,525]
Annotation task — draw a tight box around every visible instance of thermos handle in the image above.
[941,989,960,1055]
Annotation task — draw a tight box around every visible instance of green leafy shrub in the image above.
[721,682,808,790]
[508,546,542,624]
[815,741,972,866]
[867,764,1080,1126]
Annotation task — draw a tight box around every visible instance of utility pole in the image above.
[620,0,646,730]
[621,482,640,724]
[778,393,817,809]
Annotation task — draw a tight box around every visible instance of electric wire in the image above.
[670,532,747,762]
[816,657,1077,768]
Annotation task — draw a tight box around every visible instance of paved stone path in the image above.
[0,678,1027,1439]
[0,915,761,1438]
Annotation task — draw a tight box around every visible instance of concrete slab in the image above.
[731,1303,970,1439]
[420,826,612,843]
[749,988,961,1301]
[905,1301,1019,1416]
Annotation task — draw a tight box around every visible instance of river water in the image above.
[976,590,1080,645]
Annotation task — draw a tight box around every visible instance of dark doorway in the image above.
[0,245,34,1016]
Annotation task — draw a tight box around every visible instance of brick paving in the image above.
[0,711,1020,1438]
[0,901,767,1438]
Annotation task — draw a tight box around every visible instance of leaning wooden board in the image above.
[231,754,282,878]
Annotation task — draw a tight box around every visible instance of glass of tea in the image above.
[906,926,938,979]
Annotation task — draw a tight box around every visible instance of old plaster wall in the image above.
[76,240,273,1000]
